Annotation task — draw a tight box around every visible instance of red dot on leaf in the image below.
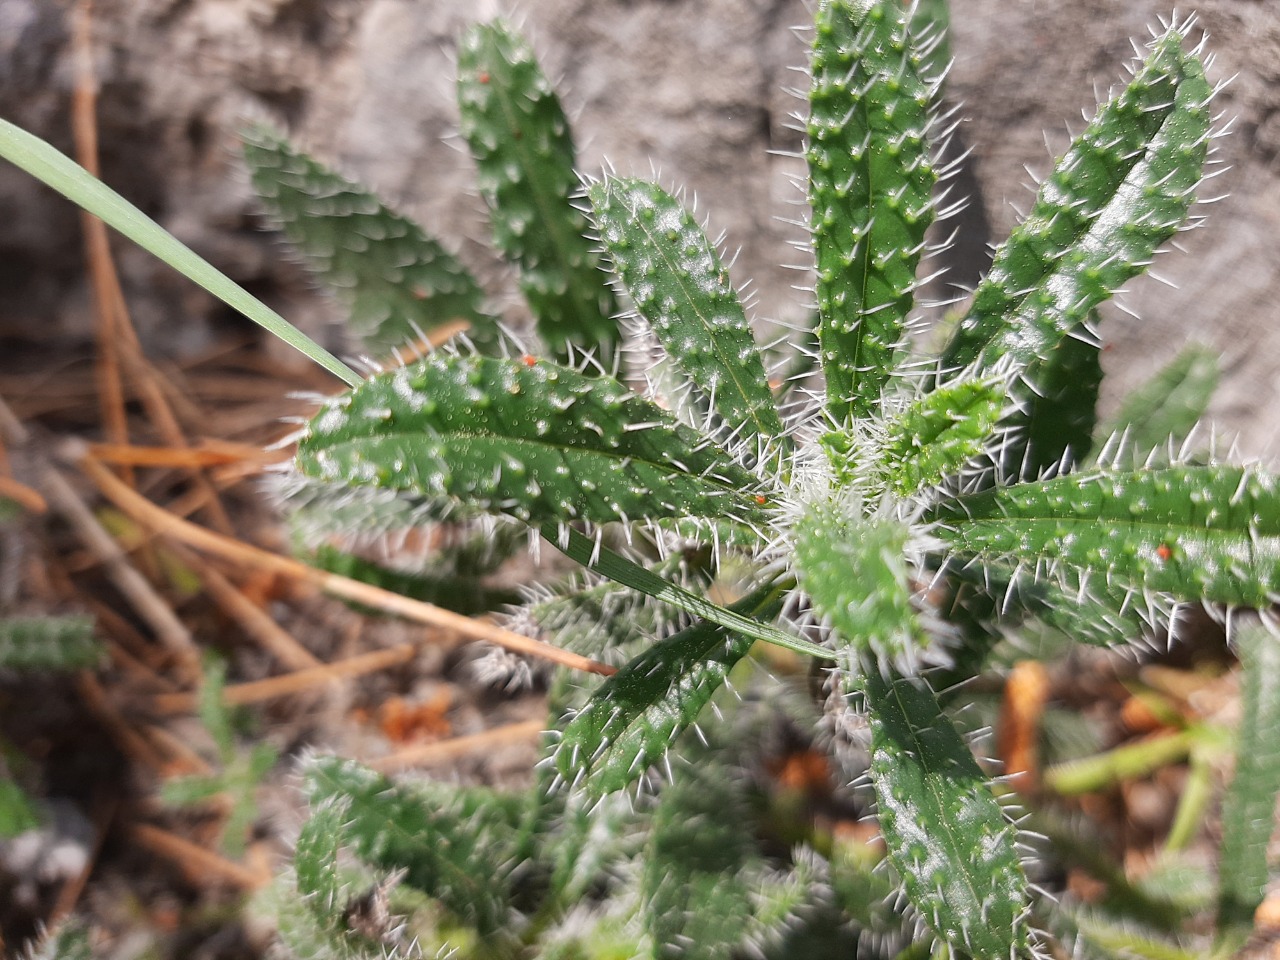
[478,72,490,84]
[522,354,538,367]
[1156,543,1174,561]
[754,495,768,505]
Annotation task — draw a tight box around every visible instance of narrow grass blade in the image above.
[307,544,521,616]
[297,355,765,526]
[936,465,1280,608]
[554,581,783,796]
[243,127,497,353]
[457,20,619,364]
[858,662,1030,958]
[808,0,940,422]
[590,177,782,447]
[544,525,829,659]
[0,117,359,386]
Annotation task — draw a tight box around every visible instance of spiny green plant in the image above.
[5,1,1278,957]
[159,657,279,858]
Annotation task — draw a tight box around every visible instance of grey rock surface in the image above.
[2,0,1278,453]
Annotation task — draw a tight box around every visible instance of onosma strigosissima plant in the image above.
[5,2,1276,958]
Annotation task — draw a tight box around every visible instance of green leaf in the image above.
[457,20,619,364]
[1097,342,1219,456]
[0,616,100,671]
[1016,318,1104,476]
[827,836,910,945]
[935,464,1280,608]
[1216,621,1280,944]
[542,791,643,910]
[295,802,344,931]
[859,663,1029,958]
[554,581,783,797]
[544,526,830,659]
[303,756,528,938]
[243,127,497,354]
[297,354,765,526]
[23,922,92,960]
[198,656,235,759]
[159,773,227,809]
[0,117,358,387]
[808,0,940,422]
[958,558,1157,649]
[880,375,1005,494]
[641,757,762,959]
[794,503,926,667]
[0,777,39,837]
[590,177,782,447]
[943,25,1211,379]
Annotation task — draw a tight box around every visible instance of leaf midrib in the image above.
[621,189,779,442]
[314,425,750,493]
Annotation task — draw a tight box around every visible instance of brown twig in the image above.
[70,0,235,537]
[86,598,175,678]
[996,659,1051,796]
[130,822,268,890]
[366,718,545,773]
[41,458,201,675]
[151,644,418,713]
[87,440,290,469]
[0,474,47,513]
[79,452,617,677]
[171,542,321,671]
[72,0,130,481]
[77,673,173,775]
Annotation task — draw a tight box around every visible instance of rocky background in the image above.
[2,0,1277,453]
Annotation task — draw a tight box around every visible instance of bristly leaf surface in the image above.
[297,355,766,526]
[303,757,528,938]
[243,127,496,353]
[641,755,768,959]
[936,465,1280,608]
[555,582,783,797]
[294,803,344,932]
[794,503,925,666]
[942,26,1211,379]
[880,376,1005,495]
[590,177,783,448]
[1216,622,1280,943]
[859,663,1029,958]
[1096,342,1219,456]
[457,21,619,365]
[808,0,939,423]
